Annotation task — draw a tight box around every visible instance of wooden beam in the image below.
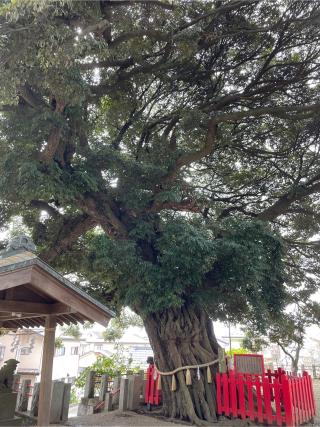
[0,300,73,315]
[38,316,56,427]
[0,314,46,322]
[0,268,32,291]
[31,268,111,326]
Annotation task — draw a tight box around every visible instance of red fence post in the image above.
[262,376,273,425]
[238,374,246,420]
[255,375,263,424]
[246,374,255,422]
[222,372,230,416]
[282,374,294,427]
[229,369,237,418]
[273,378,282,426]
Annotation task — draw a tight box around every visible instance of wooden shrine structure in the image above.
[0,236,114,426]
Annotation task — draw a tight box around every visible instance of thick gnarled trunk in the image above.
[144,304,220,426]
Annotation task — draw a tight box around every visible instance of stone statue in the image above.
[7,235,36,252]
[0,359,19,393]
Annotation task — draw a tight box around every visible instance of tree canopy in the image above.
[1,0,320,327]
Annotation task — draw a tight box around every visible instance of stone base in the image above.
[0,393,17,420]
[0,417,23,426]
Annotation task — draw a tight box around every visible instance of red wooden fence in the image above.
[216,369,316,426]
[145,364,161,406]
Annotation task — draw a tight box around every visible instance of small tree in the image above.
[103,309,143,342]
[243,303,320,374]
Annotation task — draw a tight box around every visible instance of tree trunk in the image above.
[144,303,220,426]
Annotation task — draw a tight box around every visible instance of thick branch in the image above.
[40,214,97,263]
[39,99,66,164]
[257,180,320,221]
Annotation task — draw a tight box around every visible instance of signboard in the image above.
[234,353,264,375]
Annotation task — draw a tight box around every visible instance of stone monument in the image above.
[0,359,23,426]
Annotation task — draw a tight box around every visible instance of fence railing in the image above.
[216,369,316,426]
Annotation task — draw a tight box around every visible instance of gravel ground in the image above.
[64,410,187,426]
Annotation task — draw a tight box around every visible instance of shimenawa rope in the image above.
[154,358,220,391]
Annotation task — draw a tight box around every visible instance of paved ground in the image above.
[65,410,187,426]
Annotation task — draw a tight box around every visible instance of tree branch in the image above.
[40,214,97,263]
[39,99,66,164]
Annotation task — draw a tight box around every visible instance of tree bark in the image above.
[144,303,220,426]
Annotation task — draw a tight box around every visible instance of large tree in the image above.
[1,0,320,424]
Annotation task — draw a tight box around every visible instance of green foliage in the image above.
[226,348,250,357]
[61,325,81,339]
[103,309,143,342]
[74,219,284,328]
[74,353,140,389]
[242,331,268,353]
[54,337,63,349]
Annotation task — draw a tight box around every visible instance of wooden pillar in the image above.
[38,315,56,426]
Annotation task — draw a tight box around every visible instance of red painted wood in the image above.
[238,374,246,420]
[145,365,151,403]
[297,376,303,424]
[216,373,222,414]
[300,374,307,423]
[282,375,294,427]
[246,374,255,422]
[305,375,311,420]
[267,369,274,402]
[255,375,264,424]
[215,368,316,426]
[229,369,237,418]
[262,376,273,425]
[289,378,299,425]
[273,378,282,426]
[222,373,230,416]
[149,365,155,404]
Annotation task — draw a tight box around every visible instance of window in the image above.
[95,345,102,351]
[20,347,31,356]
[71,346,79,355]
[0,346,5,360]
[55,347,65,357]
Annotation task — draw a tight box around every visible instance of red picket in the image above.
[300,374,307,423]
[262,376,273,425]
[238,374,246,420]
[305,373,312,420]
[222,373,230,416]
[246,374,255,422]
[282,374,294,427]
[229,370,238,418]
[255,375,264,424]
[267,369,274,401]
[273,378,282,426]
[296,377,302,425]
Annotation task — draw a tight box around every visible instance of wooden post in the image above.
[218,348,227,373]
[37,315,56,427]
